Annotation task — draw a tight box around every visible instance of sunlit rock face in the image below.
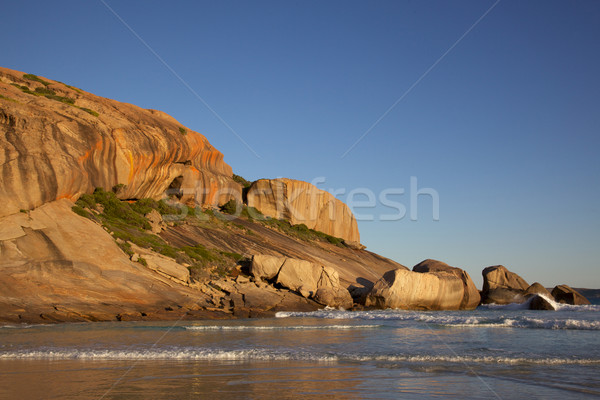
[246,178,360,243]
[0,66,240,218]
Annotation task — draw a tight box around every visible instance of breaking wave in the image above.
[276,309,600,330]
[1,347,598,365]
[184,324,380,331]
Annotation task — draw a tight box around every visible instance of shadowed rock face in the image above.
[481,265,530,305]
[0,66,240,217]
[551,285,591,305]
[246,178,360,243]
[412,259,481,310]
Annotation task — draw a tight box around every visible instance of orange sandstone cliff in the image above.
[0,66,240,217]
[247,178,360,243]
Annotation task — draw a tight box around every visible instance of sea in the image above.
[1,297,599,399]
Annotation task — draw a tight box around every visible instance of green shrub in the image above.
[72,205,93,219]
[80,107,99,117]
[117,241,134,256]
[158,199,182,216]
[10,83,27,90]
[137,257,148,267]
[23,73,50,86]
[232,174,252,188]
[76,193,97,209]
[92,188,151,230]
[179,127,187,135]
[220,199,242,215]
[130,198,159,215]
[220,251,243,260]
[59,82,82,93]
[0,94,18,103]
[34,87,56,96]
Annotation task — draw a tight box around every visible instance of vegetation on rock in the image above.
[72,188,243,280]
[232,174,252,188]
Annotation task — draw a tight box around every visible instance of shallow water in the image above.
[1,304,599,399]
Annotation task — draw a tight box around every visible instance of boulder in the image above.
[145,209,166,234]
[251,254,286,281]
[551,285,591,305]
[276,258,321,295]
[249,254,353,308]
[412,259,480,310]
[524,282,553,298]
[528,294,557,310]
[481,265,529,304]
[365,268,466,310]
[246,178,360,243]
[313,287,353,309]
[130,244,190,284]
[481,288,527,305]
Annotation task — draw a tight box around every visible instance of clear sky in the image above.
[2,1,599,288]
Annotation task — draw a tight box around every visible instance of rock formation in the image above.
[524,282,553,298]
[528,294,557,310]
[551,285,591,305]
[251,254,353,309]
[246,178,360,243]
[0,66,240,218]
[480,265,530,304]
[412,259,480,310]
[0,199,207,322]
[365,267,470,311]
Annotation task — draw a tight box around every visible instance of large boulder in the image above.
[246,178,360,243]
[481,265,529,304]
[313,287,353,309]
[524,282,553,298]
[412,259,480,310]
[0,66,240,217]
[250,254,286,281]
[551,285,591,305]
[365,268,466,310]
[250,254,353,308]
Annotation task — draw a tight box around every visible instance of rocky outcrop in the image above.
[524,282,553,298]
[251,254,353,308]
[551,285,591,305]
[130,243,190,284]
[528,294,557,310]
[0,66,240,218]
[246,178,360,243]
[412,259,480,310]
[481,265,530,304]
[0,199,208,322]
[365,268,467,310]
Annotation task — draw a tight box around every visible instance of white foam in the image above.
[276,309,600,330]
[1,348,598,365]
[184,324,380,331]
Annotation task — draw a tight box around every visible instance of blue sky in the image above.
[2,1,599,288]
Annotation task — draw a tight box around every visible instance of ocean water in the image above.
[1,300,599,399]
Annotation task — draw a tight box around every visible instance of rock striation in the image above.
[0,199,206,322]
[251,254,353,309]
[0,66,240,218]
[365,260,480,311]
[246,178,360,243]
